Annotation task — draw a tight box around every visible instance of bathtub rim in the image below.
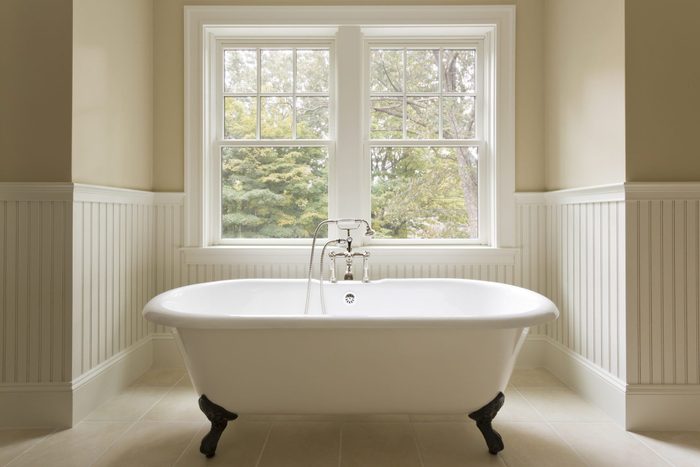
[143,278,559,330]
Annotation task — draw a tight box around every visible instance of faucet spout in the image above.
[344,254,354,280]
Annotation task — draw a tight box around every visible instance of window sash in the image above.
[211,39,337,244]
[363,40,489,244]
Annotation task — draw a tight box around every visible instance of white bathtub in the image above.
[144,278,557,457]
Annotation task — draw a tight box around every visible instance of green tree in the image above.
[222,146,327,238]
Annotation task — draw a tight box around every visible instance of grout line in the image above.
[628,433,678,467]
[509,385,590,466]
[513,381,674,467]
[170,421,206,467]
[86,373,183,467]
[408,422,426,467]
[337,422,343,467]
[4,428,59,467]
[253,422,274,467]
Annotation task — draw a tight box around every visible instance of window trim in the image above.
[184,5,515,250]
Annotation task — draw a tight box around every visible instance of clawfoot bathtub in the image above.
[143,278,558,458]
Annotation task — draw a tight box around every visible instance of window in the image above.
[185,6,515,252]
[368,46,483,240]
[218,45,333,239]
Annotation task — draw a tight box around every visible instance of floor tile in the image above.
[0,429,53,466]
[7,422,130,467]
[92,421,202,467]
[498,388,543,422]
[413,422,506,467]
[244,413,410,422]
[497,422,587,467]
[633,431,700,467]
[85,386,167,422]
[340,422,422,467]
[132,368,185,387]
[509,369,567,388]
[176,375,193,388]
[174,421,270,467]
[142,387,206,422]
[517,387,610,422]
[552,422,671,467]
[410,414,469,422]
[258,421,340,467]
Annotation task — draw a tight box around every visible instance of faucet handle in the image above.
[361,250,370,283]
[328,252,338,283]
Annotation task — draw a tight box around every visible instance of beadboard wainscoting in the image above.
[626,183,700,430]
[4,182,700,430]
[0,184,73,426]
[69,186,184,423]
[515,186,628,425]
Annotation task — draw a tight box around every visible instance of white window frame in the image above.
[184,5,516,259]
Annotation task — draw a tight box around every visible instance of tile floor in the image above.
[2,368,700,466]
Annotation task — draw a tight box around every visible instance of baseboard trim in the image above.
[626,384,700,431]
[0,338,154,428]
[0,384,72,428]
[514,333,548,368]
[538,336,627,427]
[71,337,155,424]
[151,333,185,369]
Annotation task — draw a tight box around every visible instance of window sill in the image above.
[181,245,518,265]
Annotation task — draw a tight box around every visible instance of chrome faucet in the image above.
[304,218,374,315]
[328,231,371,283]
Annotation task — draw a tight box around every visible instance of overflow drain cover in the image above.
[344,292,356,305]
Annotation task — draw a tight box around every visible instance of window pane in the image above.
[371,146,478,239]
[261,49,293,93]
[260,96,293,138]
[296,49,329,93]
[296,97,329,139]
[221,146,328,238]
[406,49,439,93]
[224,49,257,93]
[224,97,257,139]
[442,96,475,139]
[442,49,476,93]
[406,96,438,139]
[370,49,403,93]
[371,97,403,139]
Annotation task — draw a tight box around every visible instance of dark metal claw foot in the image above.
[468,392,505,455]
[198,395,238,458]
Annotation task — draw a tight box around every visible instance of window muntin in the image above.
[216,44,333,240]
[367,45,483,240]
[222,47,330,140]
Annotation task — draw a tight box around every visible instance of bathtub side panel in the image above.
[176,327,523,414]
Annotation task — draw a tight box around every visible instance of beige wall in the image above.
[0,0,73,182]
[543,0,625,190]
[153,0,546,191]
[626,0,700,182]
[72,0,154,190]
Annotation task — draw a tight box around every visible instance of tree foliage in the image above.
[221,46,479,239]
